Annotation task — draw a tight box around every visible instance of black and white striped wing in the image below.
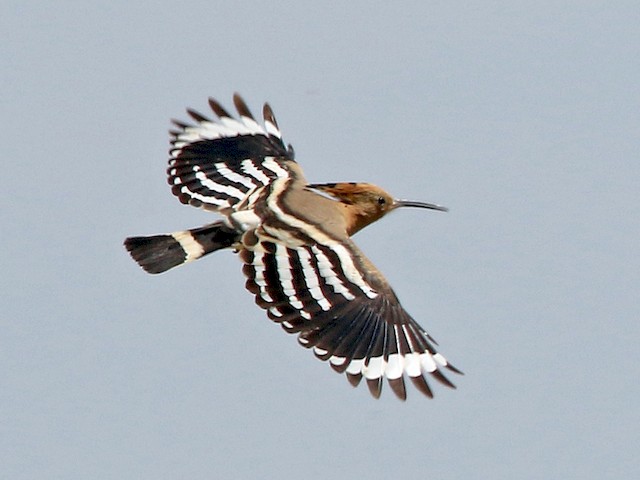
[168,94,295,212]
[240,239,461,400]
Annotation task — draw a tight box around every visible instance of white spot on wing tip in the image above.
[346,358,364,375]
[420,353,437,373]
[385,353,403,380]
[329,356,346,366]
[363,356,385,380]
[404,353,422,377]
[433,353,448,366]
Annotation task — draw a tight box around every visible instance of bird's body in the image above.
[125,94,460,400]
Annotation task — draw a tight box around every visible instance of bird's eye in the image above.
[377,197,386,205]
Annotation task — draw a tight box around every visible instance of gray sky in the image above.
[2,1,639,479]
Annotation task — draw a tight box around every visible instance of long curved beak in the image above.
[394,200,449,212]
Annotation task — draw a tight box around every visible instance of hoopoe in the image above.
[124,94,461,400]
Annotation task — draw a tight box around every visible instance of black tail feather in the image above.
[124,221,239,274]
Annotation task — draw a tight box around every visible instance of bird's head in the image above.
[308,182,447,235]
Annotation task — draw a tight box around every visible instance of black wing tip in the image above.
[431,369,456,389]
[446,363,464,375]
[263,102,278,128]
[208,97,232,118]
[388,377,407,401]
[346,372,363,388]
[366,377,383,399]
[171,119,190,129]
[233,93,254,119]
[343,373,441,400]
[410,375,434,398]
[186,108,211,123]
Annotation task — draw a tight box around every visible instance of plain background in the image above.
[2,1,639,479]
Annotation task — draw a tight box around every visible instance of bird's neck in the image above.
[308,182,385,237]
[336,202,376,236]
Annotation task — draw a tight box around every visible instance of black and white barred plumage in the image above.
[125,94,460,400]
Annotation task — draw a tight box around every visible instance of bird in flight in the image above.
[124,94,461,400]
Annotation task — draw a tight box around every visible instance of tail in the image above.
[124,221,239,274]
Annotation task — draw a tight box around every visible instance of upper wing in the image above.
[167,94,295,213]
[240,237,461,400]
